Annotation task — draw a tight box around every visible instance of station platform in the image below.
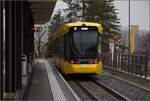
[20,59,80,101]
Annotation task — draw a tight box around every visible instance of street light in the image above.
[129,0,130,54]
[82,0,85,21]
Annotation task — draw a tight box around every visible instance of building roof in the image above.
[29,0,57,24]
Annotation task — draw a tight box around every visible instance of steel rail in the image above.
[91,79,130,101]
[75,80,100,101]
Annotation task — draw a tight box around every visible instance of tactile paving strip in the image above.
[44,60,67,101]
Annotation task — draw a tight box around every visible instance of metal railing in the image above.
[102,52,150,79]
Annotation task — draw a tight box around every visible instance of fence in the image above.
[102,52,150,79]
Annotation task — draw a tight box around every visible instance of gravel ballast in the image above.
[94,75,150,101]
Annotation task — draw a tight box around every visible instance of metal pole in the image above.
[82,0,85,21]
[58,9,61,28]
[0,0,3,99]
[129,0,130,54]
[16,1,22,89]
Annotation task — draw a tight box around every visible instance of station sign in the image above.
[32,27,42,32]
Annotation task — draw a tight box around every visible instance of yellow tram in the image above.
[52,21,103,74]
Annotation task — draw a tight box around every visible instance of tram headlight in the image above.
[93,59,99,64]
[74,27,77,30]
[70,60,74,64]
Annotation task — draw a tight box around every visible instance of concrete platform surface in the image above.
[22,59,80,101]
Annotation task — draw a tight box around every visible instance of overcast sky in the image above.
[114,0,150,31]
[52,0,150,31]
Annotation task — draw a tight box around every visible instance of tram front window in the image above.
[71,31,98,58]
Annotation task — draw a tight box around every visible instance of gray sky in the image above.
[52,0,150,31]
[114,0,150,31]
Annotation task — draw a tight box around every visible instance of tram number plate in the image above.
[81,64,88,67]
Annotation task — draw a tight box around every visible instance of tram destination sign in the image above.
[72,26,98,31]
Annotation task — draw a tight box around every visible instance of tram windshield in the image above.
[71,31,98,58]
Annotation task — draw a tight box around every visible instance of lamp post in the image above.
[129,0,130,54]
[82,0,85,21]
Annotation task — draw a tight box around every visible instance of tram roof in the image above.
[53,21,103,40]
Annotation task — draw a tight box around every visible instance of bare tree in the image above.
[34,26,48,58]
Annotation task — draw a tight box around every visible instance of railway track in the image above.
[68,77,129,101]
[75,80,99,101]
[91,79,129,101]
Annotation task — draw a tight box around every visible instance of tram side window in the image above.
[64,34,70,59]
[59,37,64,57]
[54,40,56,55]
[58,38,60,56]
[98,35,102,57]
[56,39,59,55]
[61,37,64,57]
